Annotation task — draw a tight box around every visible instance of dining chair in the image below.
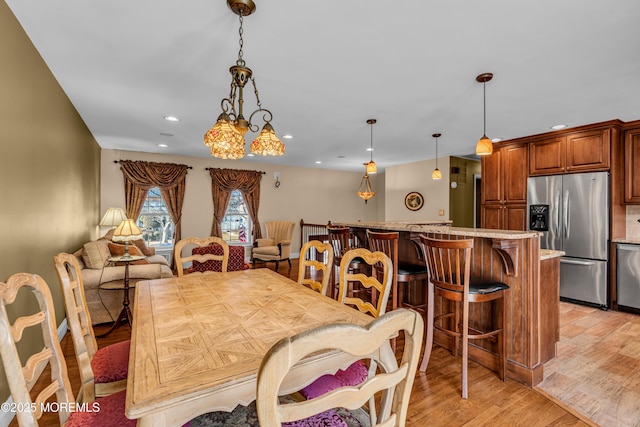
[419,235,509,399]
[366,230,429,314]
[0,272,136,426]
[299,247,393,424]
[175,236,229,276]
[257,308,424,427]
[53,252,129,404]
[297,240,334,296]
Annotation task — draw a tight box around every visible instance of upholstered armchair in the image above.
[251,221,295,270]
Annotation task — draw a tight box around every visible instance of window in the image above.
[137,187,174,248]
[221,190,252,244]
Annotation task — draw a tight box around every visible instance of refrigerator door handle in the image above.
[560,258,595,266]
[563,189,570,239]
[555,190,561,235]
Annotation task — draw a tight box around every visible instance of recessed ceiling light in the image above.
[282,134,293,139]
[247,153,255,157]
[366,147,374,152]
[337,155,345,159]
[550,124,567,130]
[158,144,169,148]
[164,116,180,122]
[315,161,322,164]
[491,138,502,143]
[159,132,174,137]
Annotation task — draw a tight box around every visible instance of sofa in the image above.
[72,235,173,325]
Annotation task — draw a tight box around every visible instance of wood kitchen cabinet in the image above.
[624,127,640,203]
[529,128,611,176]
[481,142,528,230]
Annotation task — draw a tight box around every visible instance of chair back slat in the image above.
[256,308,424,426]
[175,236,229,276]
[338,248,392,318]
[298,240,333,296]
[0,273,75,426]
[421,237,472,295]
[54,252,99,403]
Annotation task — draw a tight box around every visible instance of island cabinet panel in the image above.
[624,127,640,203]
[335,222,559,387]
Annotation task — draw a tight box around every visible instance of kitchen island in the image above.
[334,221,563,386]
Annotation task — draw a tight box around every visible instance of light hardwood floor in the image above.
[13,260,631,426]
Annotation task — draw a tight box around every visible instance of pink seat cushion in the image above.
[91,340,130,383]
[282,409,348,427]
[299,360,368,400]
[188,245,249,273]
[65,389,136,427]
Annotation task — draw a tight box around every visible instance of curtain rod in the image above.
[204,168,266,174]
[113,160,192,169]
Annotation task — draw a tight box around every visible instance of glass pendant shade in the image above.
[432,168,442,180]
[365,160,377,174]
[475,134,493,156]
[250,123,285,156]
[205,112,246,159]
[357,174,375,203]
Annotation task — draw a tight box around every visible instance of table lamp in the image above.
[99,207,128,228]
[112,219,143,258]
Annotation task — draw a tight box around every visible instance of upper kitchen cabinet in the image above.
[529,127,612,176]
[624,126,640,203]
[481,142,528,230]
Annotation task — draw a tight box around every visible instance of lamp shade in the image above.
[99,207,128,227]
[250,123,285,156]
[476,135,493,156]
[365,160,377,174]
[432,168,442,180]
[112,219,143,242]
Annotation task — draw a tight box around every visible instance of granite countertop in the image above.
[334,221,541,240]
[540,249,565,260]
[612,238,640,245]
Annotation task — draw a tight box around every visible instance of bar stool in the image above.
[327,227,368,299]
[366,230,429,314]
[419,235,509,399]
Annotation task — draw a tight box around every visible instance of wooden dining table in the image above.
[125,268,390,427]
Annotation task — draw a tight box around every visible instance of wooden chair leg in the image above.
[461,297,470,399]
[419,281,435,372]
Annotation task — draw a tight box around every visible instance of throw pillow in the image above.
[132,239,154,256]
[82,240,111,269]
[107,243,149,265]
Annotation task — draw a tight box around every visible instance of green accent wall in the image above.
[448,156,481,227]
[0,0,100,404]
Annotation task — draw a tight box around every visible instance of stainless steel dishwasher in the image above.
[617,244,640,310]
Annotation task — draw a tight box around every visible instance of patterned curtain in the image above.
[209,168,263,240]
[119,160,189,264]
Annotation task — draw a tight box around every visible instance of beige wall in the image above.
[101,149,383,253]
[384,157,451,221]
[0,1,101,404]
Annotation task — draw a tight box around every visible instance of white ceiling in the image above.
[6,0,640,172]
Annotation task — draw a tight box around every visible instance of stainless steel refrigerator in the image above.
[527,172,609,308]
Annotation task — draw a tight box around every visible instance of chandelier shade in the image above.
[475,72,494,156]
[204,0,283,159]
[250,123,285,156]
[357,172,375,203]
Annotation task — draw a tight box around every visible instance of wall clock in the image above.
[404,192,424,211]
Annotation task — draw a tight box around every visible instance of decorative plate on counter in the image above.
[404,192,423,211]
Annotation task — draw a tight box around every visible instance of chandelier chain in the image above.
[237,13,246,67]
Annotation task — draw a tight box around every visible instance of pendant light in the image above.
[475,72,494,156]
[365,119,377,174]
[432,133,442,180]
[357,169,375,204]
